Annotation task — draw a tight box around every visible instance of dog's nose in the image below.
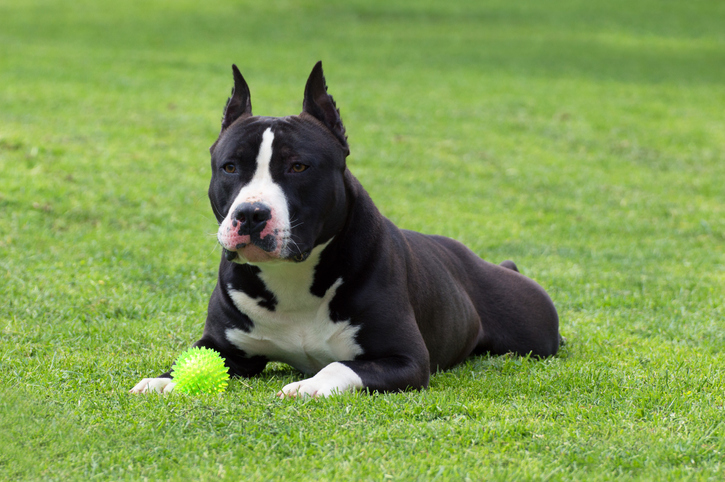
[232,202,272,235]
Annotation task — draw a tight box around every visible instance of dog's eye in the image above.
[291,163,308,173]
[223,163,237,174]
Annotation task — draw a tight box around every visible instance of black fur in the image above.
[154,62,560,393]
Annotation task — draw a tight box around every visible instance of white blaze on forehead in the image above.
[239,127,278,202]
[253,128,275,186]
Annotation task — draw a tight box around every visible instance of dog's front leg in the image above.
[129,376,177,394]
[278,355,430,398]
[130,337,267,394]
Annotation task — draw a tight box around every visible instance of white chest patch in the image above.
[225,251,363,374]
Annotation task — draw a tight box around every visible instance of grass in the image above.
[1,0,724,479]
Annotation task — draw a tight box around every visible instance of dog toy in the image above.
[171,347,230,395]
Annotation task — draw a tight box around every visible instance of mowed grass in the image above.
[1,0,724,479]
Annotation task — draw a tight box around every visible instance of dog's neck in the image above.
[246,240,332,311]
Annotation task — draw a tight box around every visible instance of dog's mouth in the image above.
[218,220,283,263]
[223,248,239,261]
[217,203,312,263]
[222,243,311,264]
[221,238,277,263]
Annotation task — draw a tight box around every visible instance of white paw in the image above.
[129,377,176,394]
[278,362,363,399]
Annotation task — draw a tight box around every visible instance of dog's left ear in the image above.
[302,61,350,156]
[220,64,252,132]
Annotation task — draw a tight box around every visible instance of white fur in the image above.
[225,243,363,375]
[279,361,363,398]
[129,377,176,394]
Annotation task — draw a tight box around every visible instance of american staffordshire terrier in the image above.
[131,62,560,398]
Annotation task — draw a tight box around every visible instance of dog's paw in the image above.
[129,377,176,394]
[277,362,363,399]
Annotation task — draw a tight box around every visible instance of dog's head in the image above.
[209,62,350,264]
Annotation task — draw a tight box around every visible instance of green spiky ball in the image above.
[171,347,230,395]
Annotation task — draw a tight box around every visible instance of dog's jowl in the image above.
[130,62,560,398]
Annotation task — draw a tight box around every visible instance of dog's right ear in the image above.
[220,64,252,132]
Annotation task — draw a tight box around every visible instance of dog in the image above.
[130,62,560,398]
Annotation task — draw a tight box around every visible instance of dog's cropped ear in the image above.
[302,61,350,156]
[221,64,252,132]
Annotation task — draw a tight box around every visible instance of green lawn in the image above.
[1,0,724,480]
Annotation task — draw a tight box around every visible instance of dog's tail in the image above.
[499,260,519,272]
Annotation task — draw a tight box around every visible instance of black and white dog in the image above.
[131,62,560,398]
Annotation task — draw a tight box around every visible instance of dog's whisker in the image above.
[210,201,223,219]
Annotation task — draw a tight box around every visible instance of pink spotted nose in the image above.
[232,202,271,236]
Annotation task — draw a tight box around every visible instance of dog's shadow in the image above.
[233,343,572,393]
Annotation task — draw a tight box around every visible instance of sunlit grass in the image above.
[1,0,724,479]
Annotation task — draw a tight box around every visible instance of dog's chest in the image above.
[225,275,362,374]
